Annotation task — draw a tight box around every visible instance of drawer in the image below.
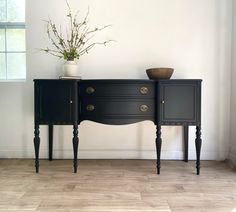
[80,98,155,116]
[80,80,155,98]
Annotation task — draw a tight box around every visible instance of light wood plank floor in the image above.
[0,159,236,212]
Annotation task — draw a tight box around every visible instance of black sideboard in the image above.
[34,79,202,174]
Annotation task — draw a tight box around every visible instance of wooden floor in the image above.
[0,160,236,212]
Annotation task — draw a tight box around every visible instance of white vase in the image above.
[62,60,79,77]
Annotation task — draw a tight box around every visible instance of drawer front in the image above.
[80,82,155,98]
[80,98,155,117]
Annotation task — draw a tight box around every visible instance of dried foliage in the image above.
[41,0,112,61]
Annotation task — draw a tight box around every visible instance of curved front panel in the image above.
[79,117,155,125]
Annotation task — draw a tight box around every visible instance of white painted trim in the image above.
[0,149,221,160]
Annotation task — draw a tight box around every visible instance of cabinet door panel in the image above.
[160,83,199,124]
[35,81,76,124]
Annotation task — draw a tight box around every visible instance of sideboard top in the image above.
[34,79,202,83]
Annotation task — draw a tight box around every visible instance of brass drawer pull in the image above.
[86,104,95,112]
[140,87,148,94]
[86,87,95,94]
[140,105,149,112]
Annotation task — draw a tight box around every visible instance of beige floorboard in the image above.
[0,159,235,211]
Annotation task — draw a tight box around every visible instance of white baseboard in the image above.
[0,149,219,160]
[228,152,236,165]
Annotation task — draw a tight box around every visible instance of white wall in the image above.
[0,0,232,160]
[229,1,236,164]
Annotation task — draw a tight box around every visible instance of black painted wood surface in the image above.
[80,80,155,98]
[34,80,78,125]
[184,126,189,162]
[48,125,53,161]
[158,80,201,125]
[33,79,202,174]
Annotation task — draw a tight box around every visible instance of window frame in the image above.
[0,0,26,82]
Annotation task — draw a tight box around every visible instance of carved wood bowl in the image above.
[146,68,174,80]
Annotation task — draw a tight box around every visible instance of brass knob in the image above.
[140,105,149,112]
[86,87,95,94]
[86,104,95,112]
[140,87,148,94]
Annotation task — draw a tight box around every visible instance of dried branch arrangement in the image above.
[41,0,112,61]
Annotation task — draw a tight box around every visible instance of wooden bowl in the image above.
[146,68,174,80]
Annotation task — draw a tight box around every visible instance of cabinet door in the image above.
[35,81,77,124]
[159,82,200,124]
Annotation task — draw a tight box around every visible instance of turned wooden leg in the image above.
[34,124,40,173]
[195,125,202,175]
[48,124,53,161]
[72,125,79,173]
[184,126,189,162]
[155,124,162,175]
[49,125,53,161]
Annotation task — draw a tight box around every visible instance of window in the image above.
[0,0,25,80]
